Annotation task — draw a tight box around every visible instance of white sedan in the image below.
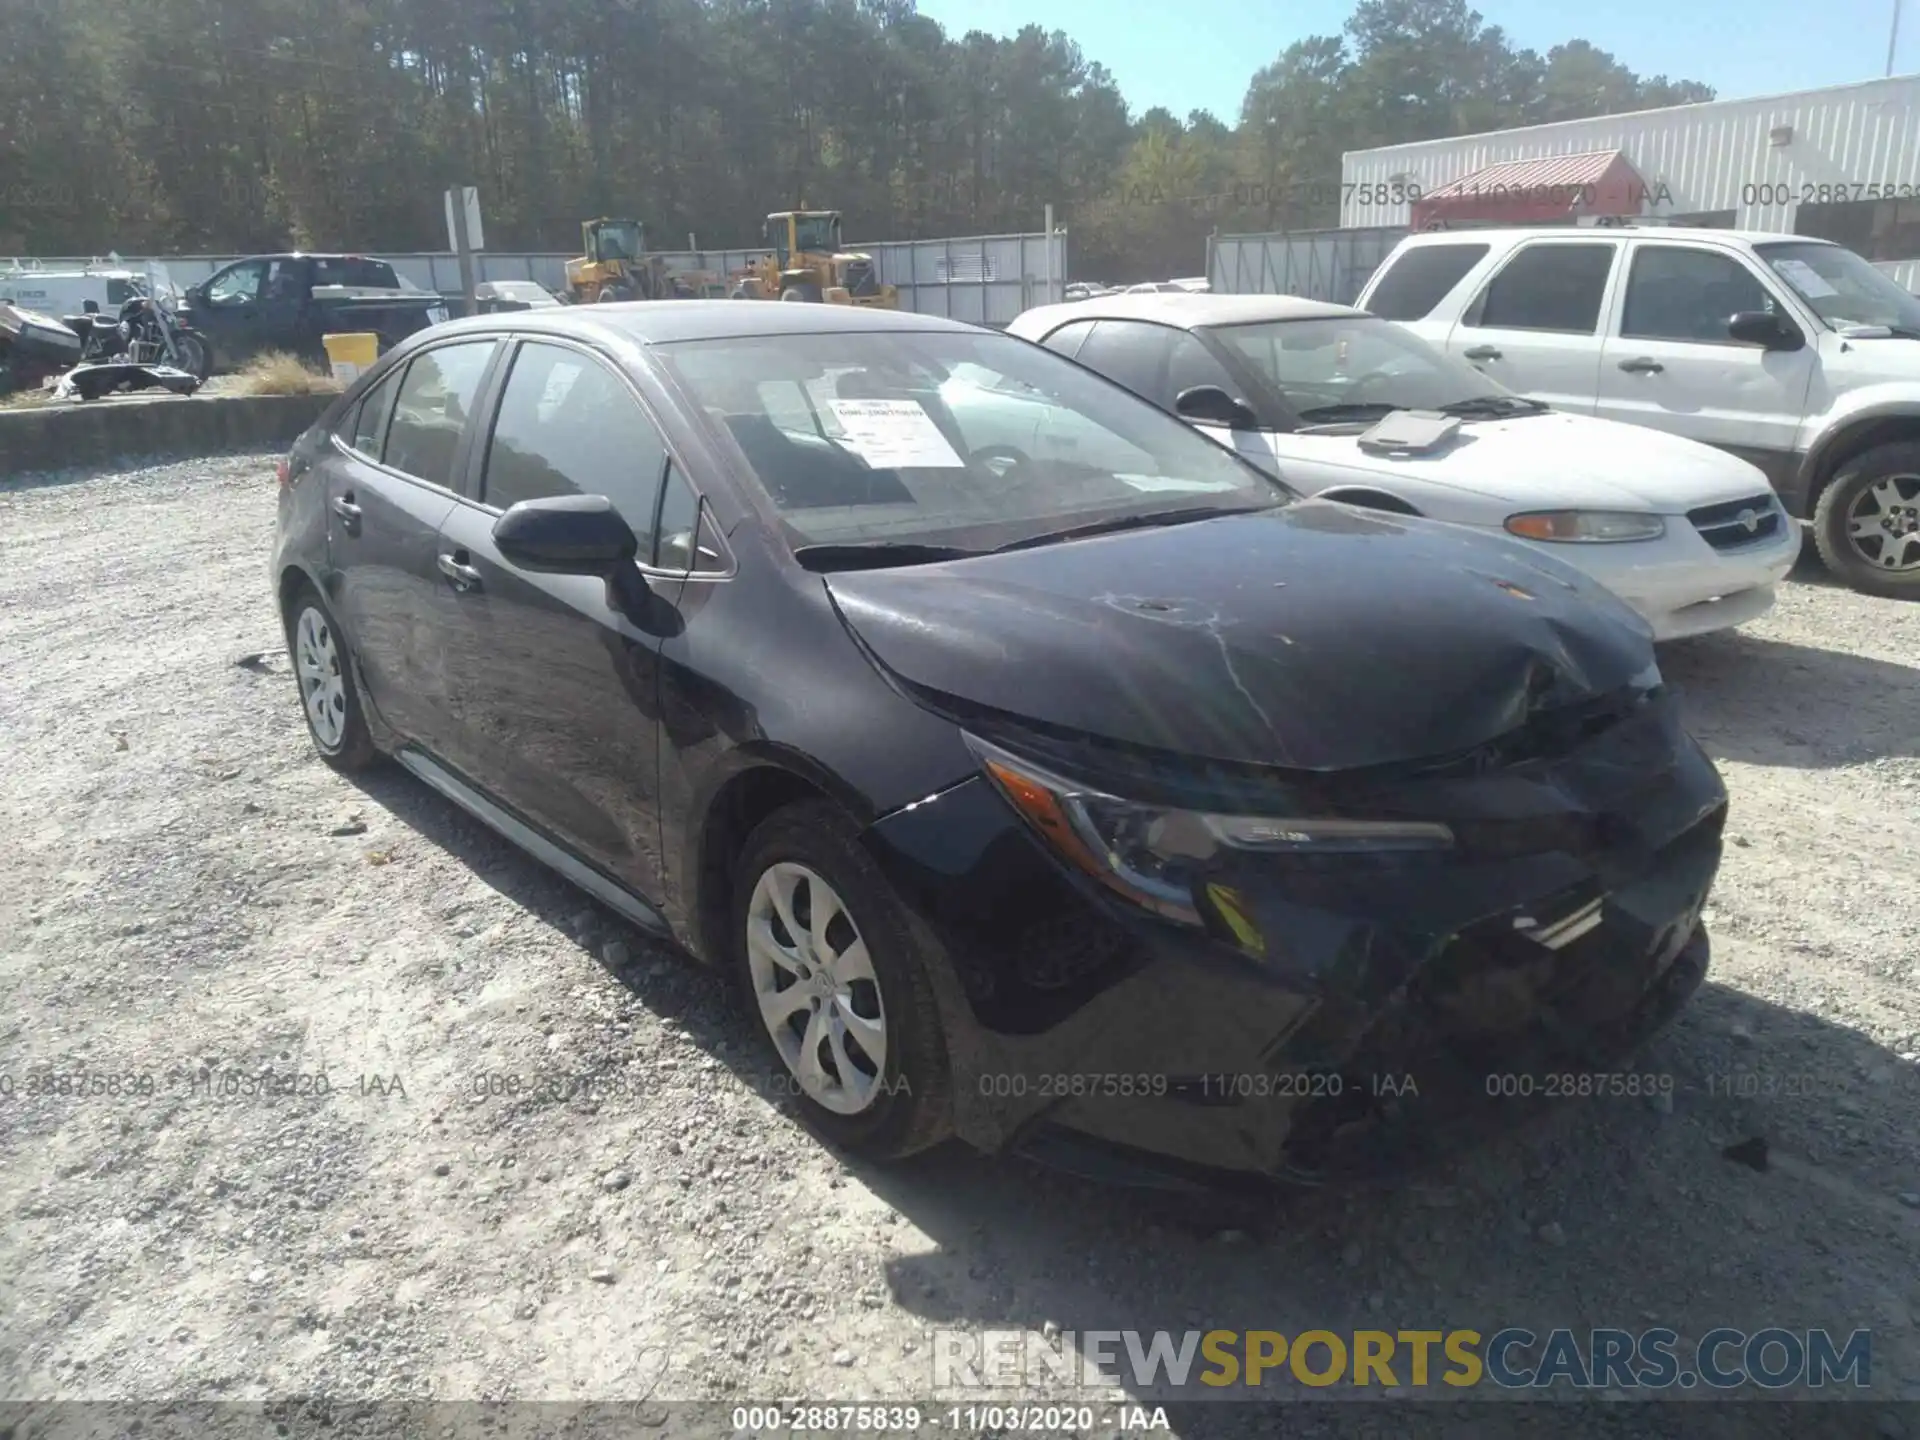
[1007,293,1801,640]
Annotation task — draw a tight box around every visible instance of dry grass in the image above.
[0,385,53,410]
[233,350,342,396]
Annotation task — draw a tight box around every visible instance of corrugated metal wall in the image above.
[1207,227,1409,303]
[1341,73,1920,239]
[7,230,1067,325]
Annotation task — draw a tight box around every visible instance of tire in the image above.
[283,584,379,772]
[779,283,824,303]
[732,800,953,1160]
[1813,442,1920,599]
[174,332,212,381]
[596,285,624,304]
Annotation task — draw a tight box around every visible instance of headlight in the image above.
[969,736,1454,927]
[1505,510,1665,543]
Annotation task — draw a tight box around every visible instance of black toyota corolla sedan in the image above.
[272,302,1727,1188]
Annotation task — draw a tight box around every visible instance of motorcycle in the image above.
[70,288,212,379]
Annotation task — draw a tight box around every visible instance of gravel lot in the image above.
[3,454,1918,1437]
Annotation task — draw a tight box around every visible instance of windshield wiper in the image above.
[1437,394,1549,417]
[988,505,1264,553]
[1292,401,1400,423]
[1842,323,1920,339]
[792,541,982,571]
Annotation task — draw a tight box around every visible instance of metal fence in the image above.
[1207,226,1410,305]
[11,229,1068,324]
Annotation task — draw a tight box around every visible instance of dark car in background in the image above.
[271,302,1727,1187]
[183,253,448,368]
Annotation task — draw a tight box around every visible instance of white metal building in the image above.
[1340,73,1920,268]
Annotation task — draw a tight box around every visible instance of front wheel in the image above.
[733,801,952,1159]
[1814,443,1920,598]
[779,283,824,303]
[174,332,212,380]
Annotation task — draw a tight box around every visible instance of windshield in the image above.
[1756,241,1920,332]
[793,215,841,253]
[654,330,1287,556]
[1210,316,1509,420]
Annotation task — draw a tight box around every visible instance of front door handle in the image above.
[330,494,362,531]
[1462,345,1503,361]
[1617,356,1665,374]
[438,552,484,590]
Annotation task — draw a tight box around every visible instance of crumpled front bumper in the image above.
[862,688,1728,1187]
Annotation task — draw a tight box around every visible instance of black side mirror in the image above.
[1727,310,1803,351]
[1175,384,1259,429]
[492,494,638,575]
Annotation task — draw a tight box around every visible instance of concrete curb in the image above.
[0,392,336,476]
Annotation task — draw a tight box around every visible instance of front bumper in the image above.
[1501,511,1800,642]
[864,688,1727,1187]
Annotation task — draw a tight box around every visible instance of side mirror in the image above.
[492,494,638,575]
[1727,310,1803,351]
[1175,384,1259,429]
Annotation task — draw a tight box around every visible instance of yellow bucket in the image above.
[321,332,379,386]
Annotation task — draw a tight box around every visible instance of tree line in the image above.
[0,0,1712,283]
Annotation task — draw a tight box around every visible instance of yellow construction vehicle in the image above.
[730,210,897,307]
[565,218,678,303]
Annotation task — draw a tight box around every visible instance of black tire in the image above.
[282,583,379,772]
[731,800,953,1159]
[175,332,212,381]
[779,283,824,303]
[1813,442,1920,599]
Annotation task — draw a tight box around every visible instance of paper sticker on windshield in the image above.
[827,399,966,468]
[1772,258,1838,298]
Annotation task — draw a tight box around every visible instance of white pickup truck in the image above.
[1356,226,1920,598]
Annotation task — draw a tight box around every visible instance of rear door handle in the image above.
[330,494,362,531]
[1462,345,1502,361]
[438,552,483,590]
[1617,356,1665,374]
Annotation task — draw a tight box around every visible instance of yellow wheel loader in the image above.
[565,219,679,303]
[729,211,897,307]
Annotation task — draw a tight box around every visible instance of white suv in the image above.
[1356,226,1920,598]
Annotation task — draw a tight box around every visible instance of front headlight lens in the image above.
[1505,510,1666,543]
[970,737,1454,927]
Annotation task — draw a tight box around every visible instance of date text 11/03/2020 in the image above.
[729,1406,1171,1434]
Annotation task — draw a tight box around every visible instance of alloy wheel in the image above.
[294,606,347,748]
[745,862,889,1115]
[1846,474,1920,572]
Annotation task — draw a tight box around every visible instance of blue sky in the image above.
[914,0,1916,124]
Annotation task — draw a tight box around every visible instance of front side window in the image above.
[1469,242,1617,334]
[1071,320,1179,405]
[482,342,670,553]
[653,465,727,573]
[206,261,267,306]
[1365,243,1490,320]
[1756,240,1920,332]
[1037,319,1096,359]
[1211,316,1510,423]
[1621,247,1772,343]
[792,215,841,253]
[383,341,496,488]
[654,329,1285,557]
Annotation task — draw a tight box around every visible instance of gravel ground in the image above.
[2,454,1918,1438]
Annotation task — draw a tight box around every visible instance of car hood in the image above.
[1239,411,1774,511]
[824,502,1655,773]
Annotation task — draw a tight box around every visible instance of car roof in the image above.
[422,299,981,346]
[1012,292,1360,336]
[1391,226,1822,247]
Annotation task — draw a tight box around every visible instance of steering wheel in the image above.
[968,443,1034,488]
[1342,368,1399,395]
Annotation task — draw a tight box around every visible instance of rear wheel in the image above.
[1814,442,1920,598]
[780,283,824,303]
[283,584,379,772]
[732,801,952,1159]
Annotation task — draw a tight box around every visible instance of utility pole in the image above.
[1890,0,1903,77]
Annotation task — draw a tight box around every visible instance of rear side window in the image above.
[347,370,402,456]
[481,341,670,552]
[1365,243,1490,320]
[383,341,496,488]
[1038,319,1096,359]
[1621,247,1772,343]
[1469,243,1617,334]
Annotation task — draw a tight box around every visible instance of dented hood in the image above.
[824,501,1656,772]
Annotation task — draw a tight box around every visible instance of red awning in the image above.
[1411,150,1648,229]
